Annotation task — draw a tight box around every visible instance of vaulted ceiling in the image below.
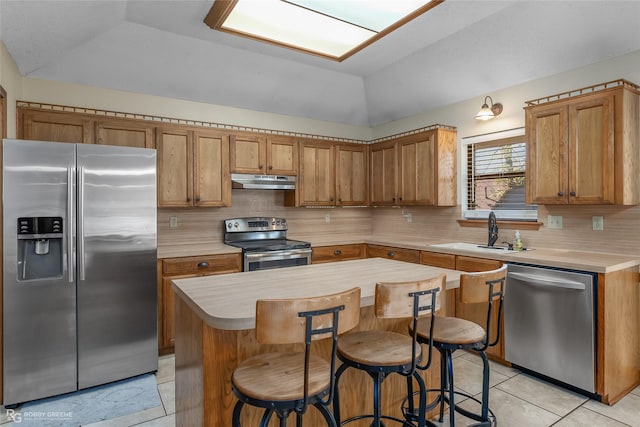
[2,0,639,127]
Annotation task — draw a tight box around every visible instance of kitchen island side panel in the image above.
[598,267,640,404]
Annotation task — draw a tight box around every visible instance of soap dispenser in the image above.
[514,230,523,251]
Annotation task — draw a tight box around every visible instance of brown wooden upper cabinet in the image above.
[525,81,640,205]
[370,127,457,207]
[95,118,155,148]
[297,140,335,206]
[19,109,93,144]
[335,143,368,206]
[156,127,230,208]
[229,134,297,175]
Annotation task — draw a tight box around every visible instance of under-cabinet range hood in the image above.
[231,173,296,190]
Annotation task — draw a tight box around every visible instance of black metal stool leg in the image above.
[480,351,490,423]
[438,349,447,423]
[259,408,274,427]
[314,401,338,427]
[232,400,244,427]
[372,372,383,427]
[447,349,456,427]
[333,363,348,424]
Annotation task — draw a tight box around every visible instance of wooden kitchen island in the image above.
[171,258,463,427]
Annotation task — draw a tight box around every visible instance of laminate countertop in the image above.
[159,235,638,273]
[171,258,461,331]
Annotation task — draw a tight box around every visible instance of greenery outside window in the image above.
[463,129,537,221]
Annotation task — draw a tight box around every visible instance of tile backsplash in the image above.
[159,190,640,256]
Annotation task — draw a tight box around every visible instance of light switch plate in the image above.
[324,214,331,223]
[547,215,563,229]
[592,216,604,231]
[169,216,178,228]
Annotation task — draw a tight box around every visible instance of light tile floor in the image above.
[1,351,639,426]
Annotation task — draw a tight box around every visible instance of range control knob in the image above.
[226,222,232,229]
[234,222,239,228]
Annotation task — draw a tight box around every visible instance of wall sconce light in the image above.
[475,96,503,120]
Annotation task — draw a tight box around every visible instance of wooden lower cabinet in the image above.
[159,253,241,353]
[454,256,504,361]
[420,251,456,316]
[312,244,365,264]
[366,244,420,263]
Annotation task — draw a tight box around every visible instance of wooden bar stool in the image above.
[412,265,507,427]
[333,274,445,427]
[231,287,361,427]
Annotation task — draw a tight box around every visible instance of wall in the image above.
[19,78,372,142]
[5,43,640,256]
[157,190,372,246]
[370,49,640,256]
[0,40,22,138]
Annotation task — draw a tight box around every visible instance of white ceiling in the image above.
[2,0,640,127]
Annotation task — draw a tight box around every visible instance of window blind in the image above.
[465,135,537,220]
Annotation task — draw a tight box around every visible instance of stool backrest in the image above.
[256,287,361,345]
[459,265,507,304]
[375,274,444,319]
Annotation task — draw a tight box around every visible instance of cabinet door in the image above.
[398,134,435,205]
[95,119,154,148]
[299,142,335,206]
[193,131,231,207]
[267,137,297,175]
[455,256,504,360]
[370,141,397,206]
[568,94,615,204]
[312,244,365,264]
[336,144,368,206]
[20,110,93,144]
[161,274,196,350]
[157,127,193,207]
[230,134,266,173]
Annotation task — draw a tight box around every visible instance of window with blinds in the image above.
[465,135,537,221]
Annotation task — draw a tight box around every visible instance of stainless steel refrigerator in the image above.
[2,139,158,406]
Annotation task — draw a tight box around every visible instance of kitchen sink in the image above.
[428,242,520,254]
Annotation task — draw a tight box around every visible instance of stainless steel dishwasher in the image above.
[504,263,598,397]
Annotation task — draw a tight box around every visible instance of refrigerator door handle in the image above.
[78,166,86,281]
[67,167,74,283]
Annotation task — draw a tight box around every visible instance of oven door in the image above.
[244,248,311,271]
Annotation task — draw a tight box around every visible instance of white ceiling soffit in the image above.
[2,1,640,128]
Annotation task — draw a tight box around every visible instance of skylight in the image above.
[204,0,443,61]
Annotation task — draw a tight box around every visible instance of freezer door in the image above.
[76,144,157,389]
[2,139,77,405]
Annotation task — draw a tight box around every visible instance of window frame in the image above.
[462,128,537,222]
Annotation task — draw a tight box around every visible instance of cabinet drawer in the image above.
[420,251,456,269]
[455,256,501,272]
[162,253,241,276]
[366,245,420,264]
[312,244,365,264]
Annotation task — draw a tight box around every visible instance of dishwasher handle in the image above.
[508,271,586,290]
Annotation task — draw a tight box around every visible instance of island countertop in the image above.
[172,257,462,331]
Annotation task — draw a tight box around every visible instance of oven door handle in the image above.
[245,249,312,260]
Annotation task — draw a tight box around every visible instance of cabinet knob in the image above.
[569,191,576,197]
[387,251,395,257]
[259,164,264,169]
[334,250,342,256]
[268,165,273,170]
[186,197,191,202]
[330,197,334,202]
[196,197,200,202]
[197,262,209,268]
[557,192,564,197]
[392,197,396,202]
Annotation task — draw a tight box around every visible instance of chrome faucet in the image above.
[488,211,498,247]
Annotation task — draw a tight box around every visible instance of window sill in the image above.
[457,219,543,230]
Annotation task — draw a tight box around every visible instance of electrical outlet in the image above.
[169,216,178,228]
[405,212,413,223]
[592,215,604,231]
[547,215,563,229]
[325,213,331,223]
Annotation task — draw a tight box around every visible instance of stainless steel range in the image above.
[223,217,311,271]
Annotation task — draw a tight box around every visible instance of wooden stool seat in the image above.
[337,330,421,367]
[232,352,331,402]
[414,316,486,345]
